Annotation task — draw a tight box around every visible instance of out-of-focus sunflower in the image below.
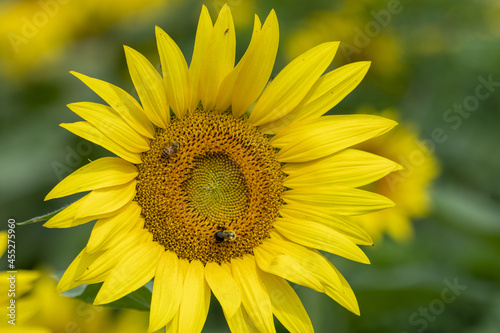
[284,3,405,80]
[353,108,440,242]
[0,231,156,332]
[0,0,172,77]
[45,5,400,332]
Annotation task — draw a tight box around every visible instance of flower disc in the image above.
[135,110,284,264]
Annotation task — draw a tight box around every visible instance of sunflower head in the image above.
[45,5,399,332]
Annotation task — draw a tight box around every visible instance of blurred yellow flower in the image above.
[353,109,440,241]
[0,230,156,332]
[0,0,171,77]
[284,4,405,80]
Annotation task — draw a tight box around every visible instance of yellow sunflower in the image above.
[45,5,400,332]
[353,108,439,241]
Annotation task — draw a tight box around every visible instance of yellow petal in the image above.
[178,260,211,333]
[279,203,373,245]
[216,14,262,112]
[231,256,275,333]
[156,26,190,118]
[45,157,138,200]
[149,251,183,332]
[283,186,395,216]
[323,260,360,315]
[260,61,371,133]
[75,181,136,220]
[60,122,142,164]
[205,262,241,317]
[260,273,313,333]
[94,241,162,305]
[272,115,398,162]
[78,229,152,283]
[189,5,213,112]
[283,149,402,188]
[124,45,169,128]
[199,4,235,111]
[164,312,179,333]
[57,248,101,293]
[255,234,342,292]
[70,71,154,138]
[274,218,370,263]
[231,11,279,117]
[86,201,142,253]
[44,194,98,228]
[67,102,151,152]
[248,42,339,126]
[293,61,371,122]
[224,305,260,333]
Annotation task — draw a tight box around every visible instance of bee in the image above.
[215,230,236,242]
[161,141,180,158]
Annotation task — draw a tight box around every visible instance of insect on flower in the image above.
[215,230,236,242]
[161,141,180,158]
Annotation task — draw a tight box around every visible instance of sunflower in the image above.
[353,108,439,242]
[45,5,399,332]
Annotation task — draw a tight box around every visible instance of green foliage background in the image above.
[1,0,499,332]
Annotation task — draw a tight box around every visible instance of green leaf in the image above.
[17,206,69,225]
[62,280,154,311]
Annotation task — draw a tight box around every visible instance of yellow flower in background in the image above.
[353,109,440,242]
[284,4,405,80]
[44,5,399,332]
[0,0,172,77]
[0,274,155,332]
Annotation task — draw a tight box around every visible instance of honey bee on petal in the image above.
[215,230,236,242]
[161,141,180,158]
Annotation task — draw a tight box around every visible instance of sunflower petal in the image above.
[272,115,398,162]
[283,186,395,216]
[205,262,241,317]
[232,11,278,117]
[149,251,183,332]
[189,5,213,112]
[255,234,343,292]
[45,157,138,200]
[224,305,260,333]
[283,149,402,188]
[199,4,235,111]
[260,273,313,333]
[75,181,136,220]
[94,241,162,305]
[248,42,339,126]
[57,248,101,293]
[231,256,275,333]
[293,61,371,122]
[70,72,154,138]
[85,201,142,253]
[274,218,370,263]
[260,61,371,133]
[124,45,169,128]
[156,26,190,118]
[78,229,152,283]
[323,260,360,315]
[67,102,151,152]
[60,122,142,164]
[178,260,211,333]
[44,194,96,228]
[216,14,262,112]
[279,204,373,245]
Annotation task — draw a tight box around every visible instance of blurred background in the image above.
[1,0,499,332]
